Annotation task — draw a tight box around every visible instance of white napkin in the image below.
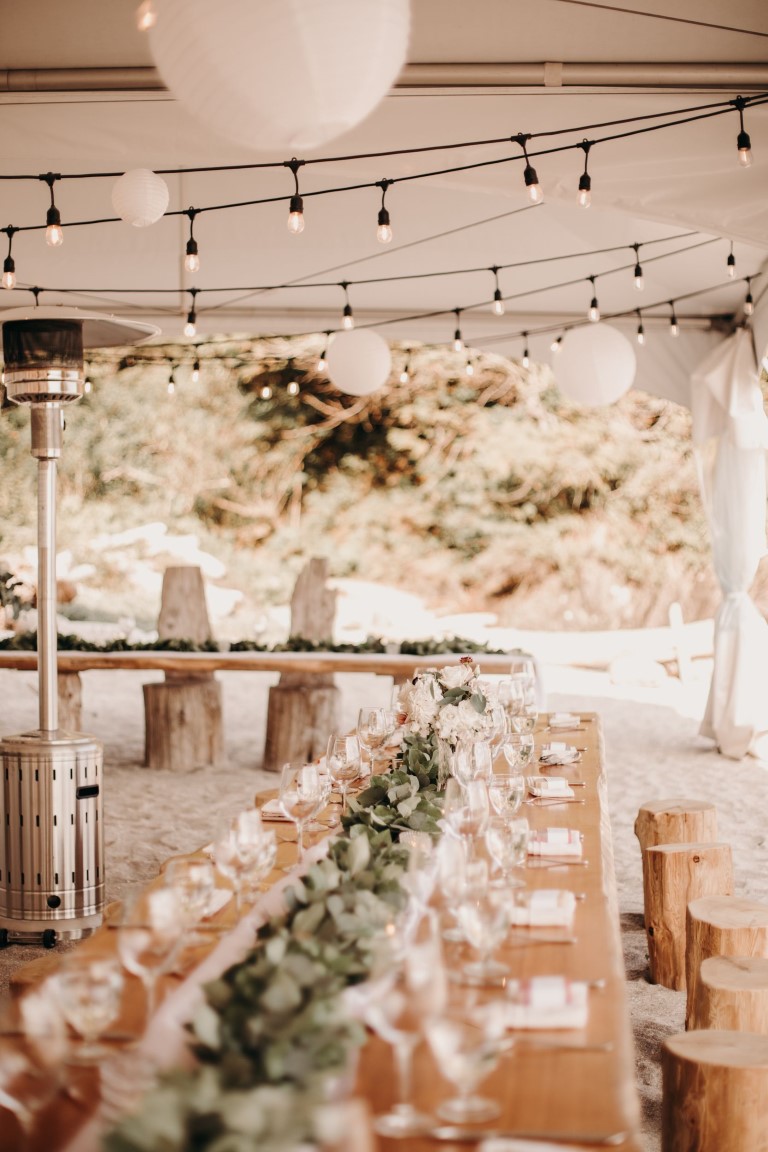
[501,975,589,1029]
[260,798,292,822]
[528,827,583,857]
[539,742,580,766]
[548,712,580,729]
[508,888,576,927]
[527,776,574,798]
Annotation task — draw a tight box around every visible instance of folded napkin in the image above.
[501,975,589,1030]
[539,741,580,766]
[508,888,576,928]
[260,798,293,823]
[528,827,583,857]
[548,711,580,729]
[527,775,574,798]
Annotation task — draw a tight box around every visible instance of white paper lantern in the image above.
[149,0,410,153]
[326,330,392,396]
[553,323,636,407]
[111,169,170,227]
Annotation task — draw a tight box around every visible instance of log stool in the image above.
[263,557,340,771]
[686,896,768,1030]
[662,1030,768,1152]
[143,566,224,771]
[691,956,768,1034]
[642,842,733,990]
[635,799,717,852]
[57,669,83,731]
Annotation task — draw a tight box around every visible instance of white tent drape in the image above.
[691,327,768,760]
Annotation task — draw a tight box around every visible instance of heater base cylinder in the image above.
[0,730,105,941]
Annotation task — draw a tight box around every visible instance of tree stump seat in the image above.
[642,842,733,990]
[686,896,768,1031]
[692,956,768,1034]
[634,798,718,853]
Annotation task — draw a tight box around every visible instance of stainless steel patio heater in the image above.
[0,306,156,947]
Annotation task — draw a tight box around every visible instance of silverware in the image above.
[527,858,589,868]
[525,798,586,806]
[507,931,577,945]
[429,1125,627,1146]
[547,725,587,732]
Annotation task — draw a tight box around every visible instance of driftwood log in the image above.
[662,1029,768,1152]
[686,896,768,1031]
[263,557,340,771]
[692,955,768,1034]
[642,842,733,990]
[57,669,82,732]
[634,799,718,853]
[143,566,224,770]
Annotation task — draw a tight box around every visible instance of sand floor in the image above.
[0,655,764,1152]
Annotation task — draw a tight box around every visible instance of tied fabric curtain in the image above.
[691,328,768,760]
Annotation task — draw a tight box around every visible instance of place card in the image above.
[528,827,583,857]
[527,776,574,798]
[548,711,581,729]
[508,888,576,927]
[260,798,293,822]
[502,975,589,1029]
[539,742,581,766]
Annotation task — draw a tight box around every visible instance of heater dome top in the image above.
[0,306,158,349]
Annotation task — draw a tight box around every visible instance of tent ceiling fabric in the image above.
[0,0,766,404]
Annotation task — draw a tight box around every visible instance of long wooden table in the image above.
[1,713,641,1151]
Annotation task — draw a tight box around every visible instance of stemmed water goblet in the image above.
[456,883,511,985]
[357,708,397,775]
[326,734,362,814]
[451,738,493,786]
[488,771,526,821]
[442,778,490,859]
[212,809,272,913]
[54,954,125,1063]
[485,816,529,889]
[501,731,535,771]
[0,987,69,1145]
[426,1000,504,1123]
[279,762,326,864]
[117,886,185,1023]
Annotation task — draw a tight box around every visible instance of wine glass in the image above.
[451,738,493,786]
[164,854,221,943]
[483,703,508,755]
[436,836,484,942]
[485,816,528,889]
[501,731,535,771]
[211,809,271,913]
[442,778,490,858]
[326,734,361,814]
[0,988,69,1143]
[399,830,437,914]
[512,707,538,735]
[488,772,525,820]
[457,885,511,985]
[279,762,326,864]
[240,828,278,899]
[53,954,125,1063]
[426,1003,503,1123]
[117,886,184,1022]
[357,708,396,774]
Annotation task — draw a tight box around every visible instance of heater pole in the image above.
[37,457,58,734]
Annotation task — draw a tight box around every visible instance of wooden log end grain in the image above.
[263,683,340,772]
[693,956,768,1034]
[643,842,733,991]
[634,798,717,852]
[686,897,768,1031]
[662,1029,768,1152]
[143,679,224,771]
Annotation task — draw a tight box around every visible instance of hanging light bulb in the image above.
[632,243,644,291]
[744,278,754,317]
[84,377,92,394]
[340,282,354,330]
[317,332,330,372]
[491,266,505,315]
[727,243,736,279]
[376,179,393,243]
[636,310,645,346]
[465,358,474,377]
[522,333,530,369]
[287,380,300,396]
[669,302,679,336]
[587,276,600,322]
[183,289,198,337]
[735,97,753,168]
[2,228,16,290]
[41,173,64,247]
[453,309,464,353]
[136,0,156,30]
[577,140,592,209]
[192,357,200,384]
[260,383,273,400]
[550,335,563,354]
[514,133,542,204]
[167,368,176,395]
[184,209,200,272]
[285,158,305,234]
[399,352,411,384]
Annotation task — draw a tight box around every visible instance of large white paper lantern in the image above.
[111,169,170,227]
[149,0,410,153]
[326,330,392,396]
[553,323,636,407]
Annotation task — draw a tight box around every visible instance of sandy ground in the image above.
[0,651,765,1152]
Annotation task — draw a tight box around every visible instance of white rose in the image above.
[440,664,475,690]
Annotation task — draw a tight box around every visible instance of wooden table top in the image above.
[0,714,642,1152]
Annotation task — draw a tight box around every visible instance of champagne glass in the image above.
[426,1004,503,1123]
[501,731,535,771]
[212,809,271,913]
[364,973,435,1137]
[451,738,493,786]
[457,885,511,985]
[279,762,325,864]
[485,816,528,889]
[241,828,278,898]
[442,779,490,858]
[326,734,361,814]
[357,708,396,774]
[164,856,217,941]
[483,704,508,755]
[54,954,124,1063]
[488,772,525,820]
[117,886,184,1022]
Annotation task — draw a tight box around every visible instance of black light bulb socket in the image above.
[737,130,752,153]
[746,292,754,308]
[578,172,591,193]
[727,253,736,270]
[493,288,503,303]
[634,262,643,279]
[193,357,200,371]
[590,296,598,311]
[343,303,353,319]
[454,328,462,342]
[637,323,645,336]
[377,206,391,228]
[186,308,196,325]
[46,205,61,228]
[186,237,198,257]
[289,194,304,215]
[3,255,15,275]
[524,164,539,188]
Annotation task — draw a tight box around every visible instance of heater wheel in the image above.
[0,929,8,949]
[42,929,57,950]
